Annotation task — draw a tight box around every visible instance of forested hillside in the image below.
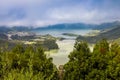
[77,25,120,43]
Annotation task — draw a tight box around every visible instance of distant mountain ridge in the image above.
[0,26,33,33]
[0,26,12,33]
[0,21,120,33]
[34,23,94,30]
[33,21,120,30]
[93,21,120,30]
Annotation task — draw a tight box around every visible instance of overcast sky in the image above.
[0,0,120,27]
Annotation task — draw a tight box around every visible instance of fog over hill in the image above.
[0,21,120,33]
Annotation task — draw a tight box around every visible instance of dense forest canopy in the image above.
[0,39,120,80]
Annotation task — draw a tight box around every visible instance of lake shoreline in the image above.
[35,29,95,66]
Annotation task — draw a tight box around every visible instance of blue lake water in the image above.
[34,29,93,67]
[34,29,92,39]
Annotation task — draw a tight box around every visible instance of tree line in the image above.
[0,39,120,80]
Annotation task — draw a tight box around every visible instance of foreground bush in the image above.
[0,45,59,80]
[64,39,120,80]
[1,39,120,80]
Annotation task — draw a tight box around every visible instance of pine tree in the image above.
[63,41,91,80]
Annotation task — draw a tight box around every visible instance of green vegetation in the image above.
[11,35,35,41]
[0,39,23,50]
[85,30,100,37]
[0,45,59,80]
[77,25,120,43]
[62,33,78,37]
[64,39,120,80]
[34,39,59,50]
[1,39,120,79]
[0,38,58,51]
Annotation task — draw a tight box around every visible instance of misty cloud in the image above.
[0,0,120,27]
